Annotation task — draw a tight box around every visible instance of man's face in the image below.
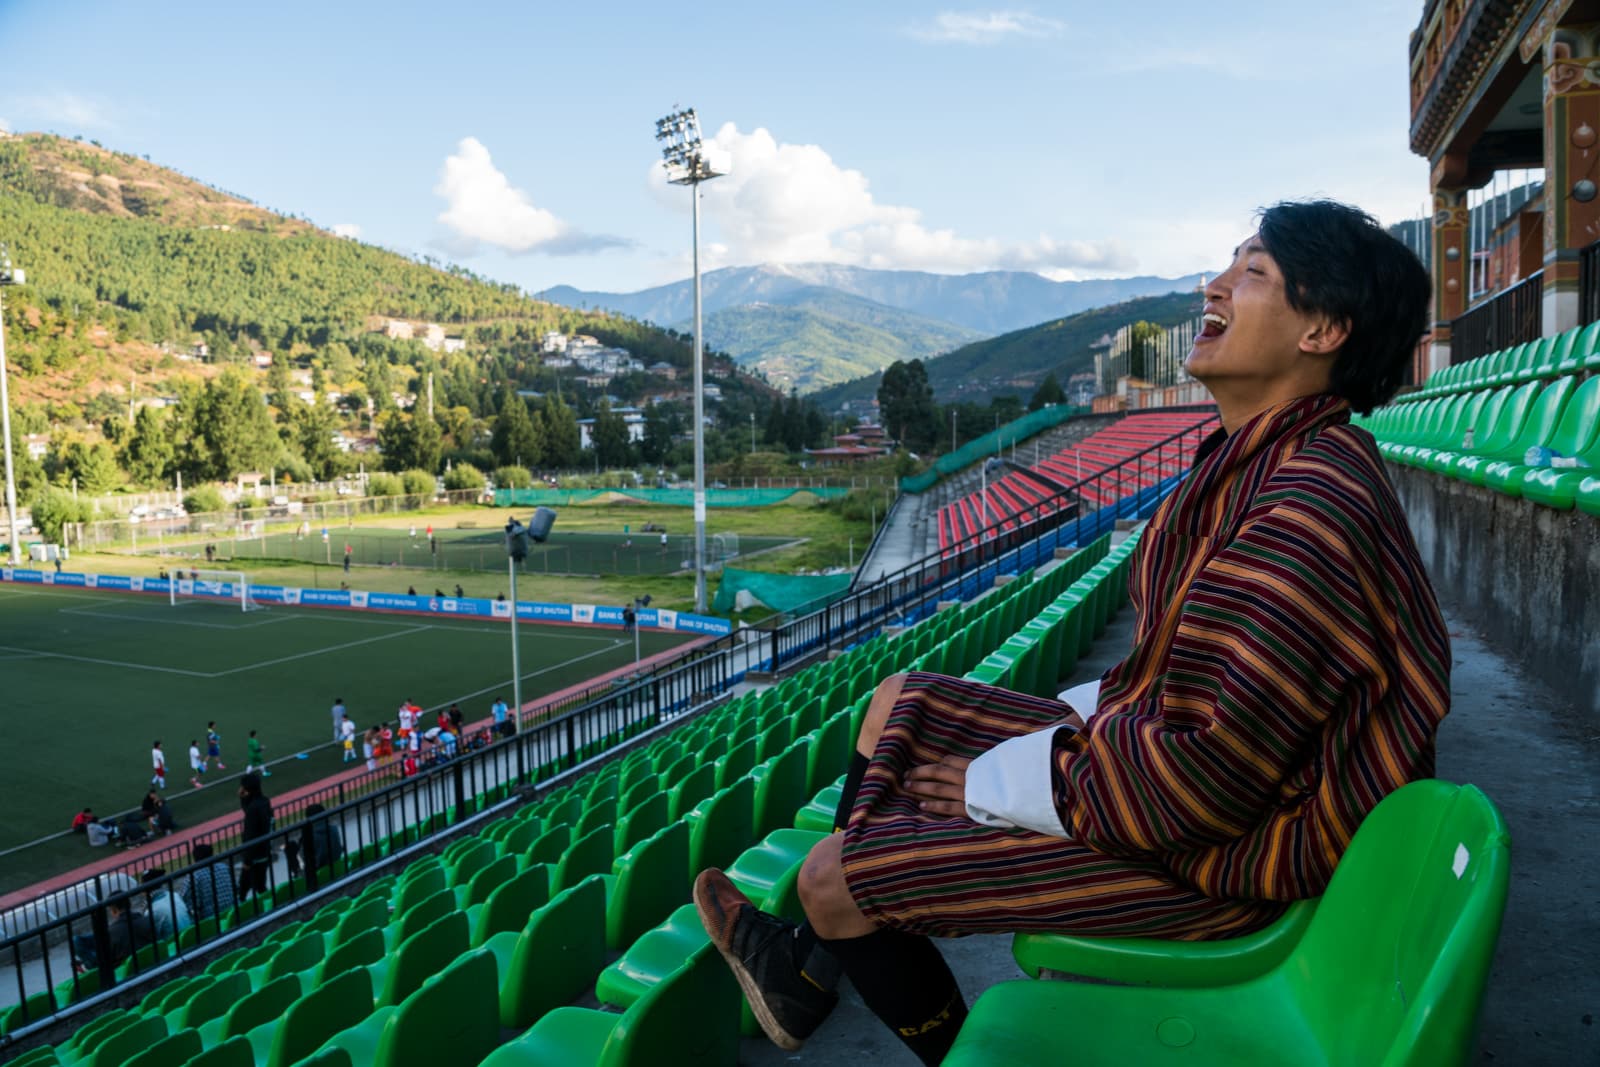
[1185,235,1324,390]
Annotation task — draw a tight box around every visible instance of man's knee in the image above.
[798,833,849,912]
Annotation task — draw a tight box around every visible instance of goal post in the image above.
[169,570,264,612]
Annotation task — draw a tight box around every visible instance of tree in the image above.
[190,370,278,480]
[640,403,674,464]
[1029,373,1066,411]
[592,400,633,469]
[182,485,227,515]
[377,411,412,472]
[59,439,122,494]
[878,359,939,453]
[411,409,444,474]
[491,392,543,469]
[294,399,342,481]
[540,393,581,469]
[6,421,46,499]
[29,487,91,543]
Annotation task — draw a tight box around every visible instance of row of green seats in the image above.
[1411,323,1600,400]
[10,545,1106,1065]
[1358,374,1600,512]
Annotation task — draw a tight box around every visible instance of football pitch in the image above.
[0,582,698,891]
[133,525,799,577]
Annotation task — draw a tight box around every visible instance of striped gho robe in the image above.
[840,393,1451,938]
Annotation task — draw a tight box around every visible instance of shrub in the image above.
[182,485,227,516]
[31,487,93,542]
[400,469,436,496]
[443,463,485,491]
[367,473,405,497]
[493,465,533,489]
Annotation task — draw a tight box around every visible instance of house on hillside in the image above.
[23,434,49,461]
[577,408,646,449]
[253,352,272,369]
[647,361,678,380]
[382,320,414,340]
[542,331,568,354]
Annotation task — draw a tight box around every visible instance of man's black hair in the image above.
[1257,199,1431,413]
[193,842,214,860]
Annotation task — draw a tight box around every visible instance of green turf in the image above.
[126,524,798,577]
[0,582,697,893]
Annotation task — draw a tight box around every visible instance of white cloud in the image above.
[908,10,1064,45]
[329,222,361,239]
[0,117,9,135]
[8,92,114,130]
[649,123,1133,276]
[434,137,629,256]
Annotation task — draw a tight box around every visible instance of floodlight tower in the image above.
[655,107,724,614]
[0,245,24,567]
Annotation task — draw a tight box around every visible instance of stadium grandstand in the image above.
[3,4,1599,1062]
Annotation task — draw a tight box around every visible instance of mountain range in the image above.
[544,263,1205,394]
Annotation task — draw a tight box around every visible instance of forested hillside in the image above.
[811,290,1201,409]
[0,132,789,524]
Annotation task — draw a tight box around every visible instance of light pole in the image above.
[656,107,725,615]
[749,412,755,454]
[629,594,652,663]
[0,246,24,567]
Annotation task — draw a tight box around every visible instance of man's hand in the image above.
[903,755,974,817]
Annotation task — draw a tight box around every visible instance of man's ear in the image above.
[1299,315,1349,357]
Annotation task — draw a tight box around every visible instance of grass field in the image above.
[0,581,697,892]
[141,525,799,577]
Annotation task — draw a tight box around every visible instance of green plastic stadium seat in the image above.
[482,943,739,1067]
[667,763,718,823]
[454,852,519,909]
[466,861,551,947]
[384,886,454,949]
[245,966,372,1067]
[723,828,826,908]
[794,778,844,834]
[318,948,499,1067]
[169,970,250,1031]
[614,790,670,857]
[327,896,387,950]
[197,973,300,1048]
[713,737,758,792]
[603,820,690,949]
[183,1036,254,1067]
[523,824,572,869]
[1011,897,1319,987]
[83,1015,167,1067]
[943,781,1511,1067]
[554,823,615,893]
[390,864,446,914]
[120,1029,202,1067]
[1486,375,1600,496]
[481,876,608,1029]
[1452,376,1575,485]
[366,910,469,1008]
[575,795,619,839]
[312,926,386,985]
[686,777,756,874]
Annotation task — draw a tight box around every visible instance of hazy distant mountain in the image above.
[700,287,982,393]
[542,263,1205,338]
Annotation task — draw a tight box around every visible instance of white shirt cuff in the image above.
[1058,679,1102,721]
[963,725,1070,837]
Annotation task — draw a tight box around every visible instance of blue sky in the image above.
[0,1,1430,295]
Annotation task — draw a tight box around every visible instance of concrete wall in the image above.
[1388,464,1600,720]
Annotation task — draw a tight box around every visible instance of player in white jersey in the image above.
[188,740,206,789]
[151,741,167,789]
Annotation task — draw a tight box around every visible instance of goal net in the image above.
[711,533,741,563]
[169,570,265,612]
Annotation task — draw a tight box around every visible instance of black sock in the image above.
[821,927,967,1065]
[790,921,842,993]
[833,751,870,831]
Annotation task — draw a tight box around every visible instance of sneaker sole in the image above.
[692,875,805,1052]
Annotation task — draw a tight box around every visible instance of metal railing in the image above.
[1451,270,1543,364]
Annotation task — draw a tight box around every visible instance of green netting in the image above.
[494,487,848,508]
[712,567,852,614]
[900,405,1087,493]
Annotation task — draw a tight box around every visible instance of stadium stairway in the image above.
[3,533,1139,1066]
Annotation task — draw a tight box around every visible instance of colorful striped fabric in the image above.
[1054,392,1451,901]
[839,392,1449,939]
[839,672,1282,939]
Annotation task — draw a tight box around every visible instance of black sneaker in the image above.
[694,868,839,1050]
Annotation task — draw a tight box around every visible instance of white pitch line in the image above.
[209,625,433,677]
[0,644,215,678]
